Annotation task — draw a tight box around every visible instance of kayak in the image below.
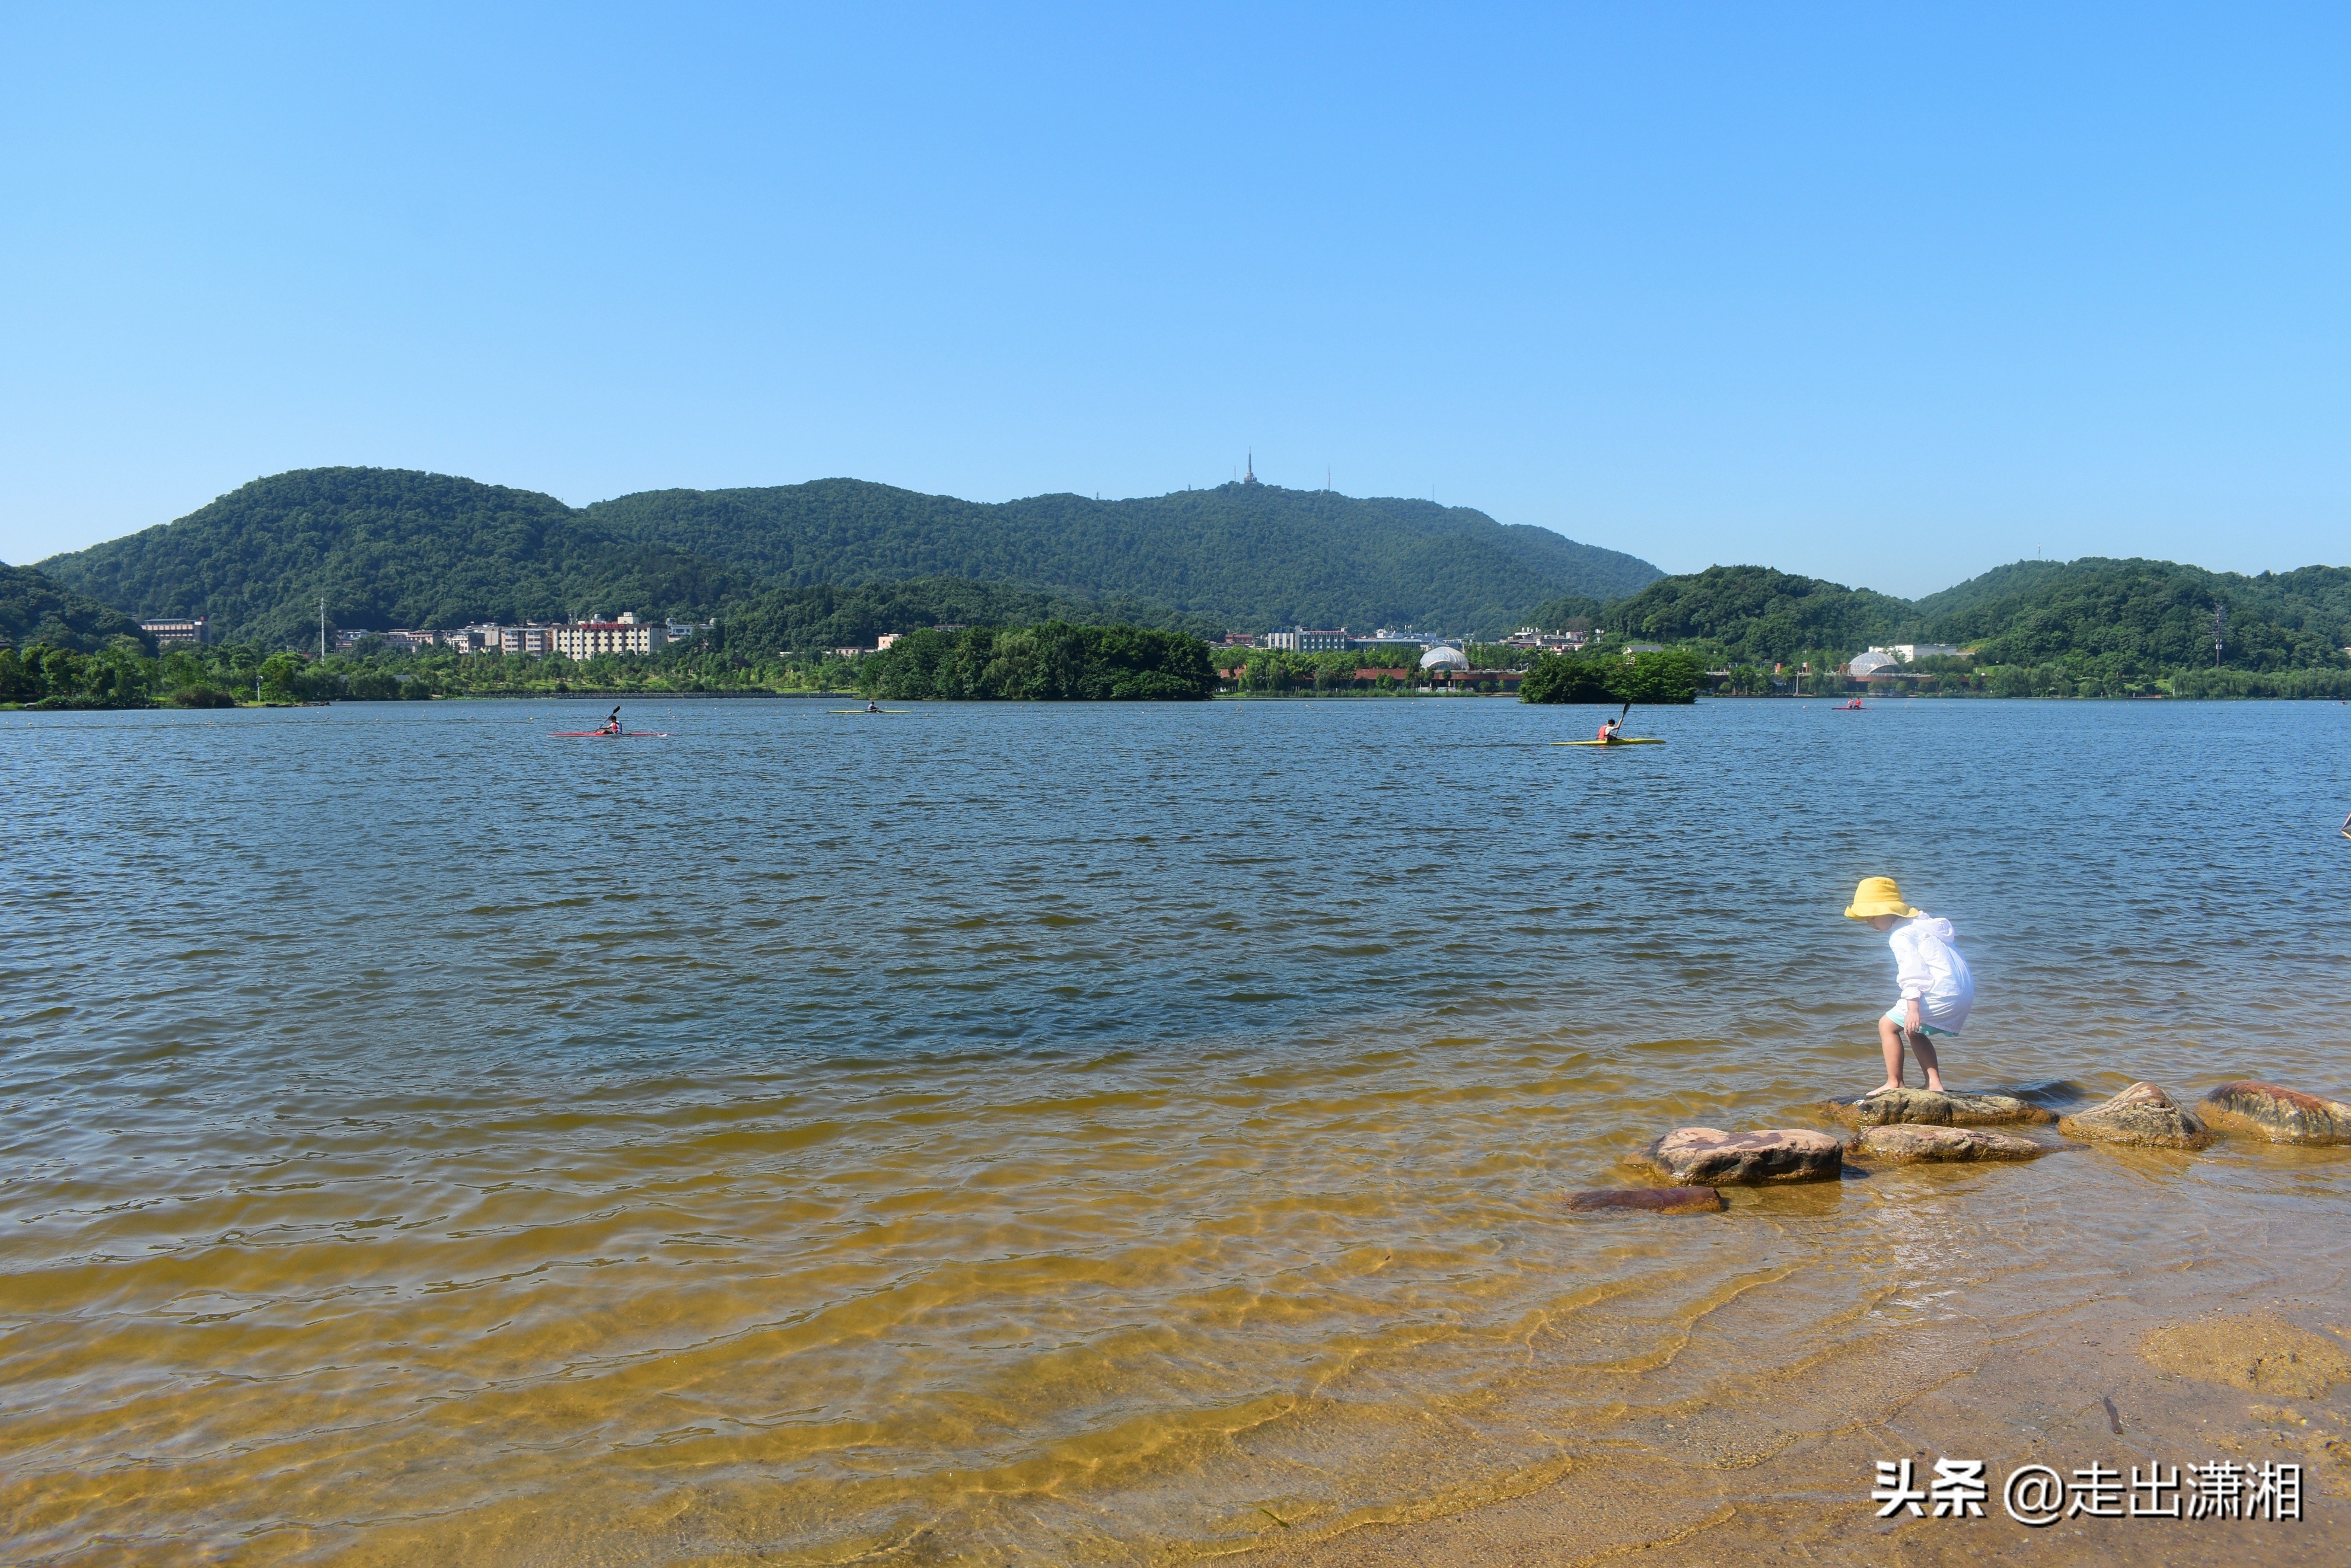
[550,731,670,738]
[1554,738,1665,746]
[827,709,907,714]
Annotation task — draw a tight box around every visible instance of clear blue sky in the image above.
[5,3,2347,597]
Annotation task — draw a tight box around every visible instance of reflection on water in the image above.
[3,697,2347,1562]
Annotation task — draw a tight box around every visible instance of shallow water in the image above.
[4,696,2347,1563]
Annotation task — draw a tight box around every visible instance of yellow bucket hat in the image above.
[1844,876,1920,920]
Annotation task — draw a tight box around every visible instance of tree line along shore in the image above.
[12,629,2349,712]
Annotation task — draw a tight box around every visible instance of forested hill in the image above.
[585,478,1661,633]
[35,467,1661,645]
[1594,557,2351,674]
[0,563,152,652]
[35,469,747,649]
[1600,566,1912,665]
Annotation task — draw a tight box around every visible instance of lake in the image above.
[4,695,2348,1563]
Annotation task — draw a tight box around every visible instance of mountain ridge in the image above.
[36,467,1663,645]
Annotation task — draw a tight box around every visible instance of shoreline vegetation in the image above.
[7,630,2347,712]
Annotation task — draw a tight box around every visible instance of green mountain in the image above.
[36,467,1662,646]
[1914,557,2351,671]
[0,562,152,653]
[1602,557,2351,675]
[587,478,1660,633]
[34,469,746,649]
[1599,565,1913,665]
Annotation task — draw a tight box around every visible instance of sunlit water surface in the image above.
[4,697,2348,1563]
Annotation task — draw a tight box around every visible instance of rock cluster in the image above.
[2057,1082,2213,1150]
[1570,1072,2344,1219]
[1563,1186,1727,1215]
[1820,1087,2053,1128]
[1634,1127,1843,1186]
[2197,1081,2351,1146]
[1851,1124,2051,1164]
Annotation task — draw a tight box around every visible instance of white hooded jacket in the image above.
[1889,914,1974,1032]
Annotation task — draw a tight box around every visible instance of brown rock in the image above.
[2197,1080,2351,1146]
[2057,1081,2213,1150]
[1820,1087,2054,1127]
[1851,1124,2052,1164]
[1635,1127,1843,1186]
[1563,1186,1728,1215]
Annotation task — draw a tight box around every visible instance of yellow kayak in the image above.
[1554,738,1665,746]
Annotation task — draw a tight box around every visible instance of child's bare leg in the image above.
[1874,1016,1907,1091]
[1907,1031,1945,1092]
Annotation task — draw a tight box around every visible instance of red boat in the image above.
[1833,699,1865,710]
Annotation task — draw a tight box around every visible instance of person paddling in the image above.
[1597,701,1629,743]
[867,699,880,713]
[600,706,622,736]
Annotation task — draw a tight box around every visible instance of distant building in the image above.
[875,632,904,651]
[1881,643,1967,662]
[139,617,208,646]
[550,613,667,660]
[445,622,559,655]
[1849,650,1901,678]
[1419,645,1471,671]
[332,628,442,653]
[1502,627,1589,652]
[1267,627,1351,651]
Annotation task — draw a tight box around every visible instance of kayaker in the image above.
[1845,877,1974,1095]
[601,707,622,735]
[1597,715,1624,744]
[867,700,880,713]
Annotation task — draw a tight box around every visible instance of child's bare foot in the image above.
[1923,1075,1947,1093]
[1864,1082,1905,1097]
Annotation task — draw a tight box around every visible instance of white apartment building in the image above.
[549,612,668,660]
[139,617,209,646]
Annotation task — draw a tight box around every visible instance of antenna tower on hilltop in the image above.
[1243,449,1259,485]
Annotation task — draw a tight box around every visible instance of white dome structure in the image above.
[1848,650,1900,678]
[1419,645,1470,670]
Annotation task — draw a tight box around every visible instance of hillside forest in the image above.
[7,469,2349,707]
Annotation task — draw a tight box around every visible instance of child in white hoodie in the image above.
[1845,877,1974,1094]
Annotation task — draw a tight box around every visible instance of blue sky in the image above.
[4,3,2346,597]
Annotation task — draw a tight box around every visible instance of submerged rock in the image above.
[1851,1124,2052,1164]
[1635,1128,1843,1186]
[1563,1186,1728,1215]
[2057,1082,2213,1150]
[2197,1081,2351,1146]
[1820,1087,2054,1127]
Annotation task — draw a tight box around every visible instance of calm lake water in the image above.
[5,696,2349,1563]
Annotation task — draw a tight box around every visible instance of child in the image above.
[1844,876,1973,1094]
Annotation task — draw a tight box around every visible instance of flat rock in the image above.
[1820,1087,2054,1127]
[2197,1081,2351,1146]
[1635,1127,1843,1186]
[2057,1082,2213,1150]
[1563,1186,1727,1215]
[1852,1124,2052,1164]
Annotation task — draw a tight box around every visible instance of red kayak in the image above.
[550,730,670,738]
